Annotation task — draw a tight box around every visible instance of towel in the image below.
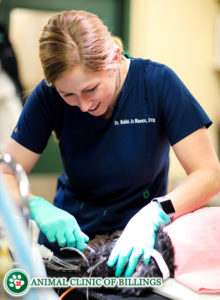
[164,207,220,294]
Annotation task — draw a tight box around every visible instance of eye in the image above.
[63,93,75,98]
[85,85,98,93]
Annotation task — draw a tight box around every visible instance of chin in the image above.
[88,106,108,118]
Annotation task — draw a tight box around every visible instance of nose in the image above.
[77,95,93,112]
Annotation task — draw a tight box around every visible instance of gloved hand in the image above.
[107,201,171,277]
[29,196,89,251]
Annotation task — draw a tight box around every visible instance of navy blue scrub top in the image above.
[11,58,211,252]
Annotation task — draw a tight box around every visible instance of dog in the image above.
[78,226,176,296]
[45,226,175,297]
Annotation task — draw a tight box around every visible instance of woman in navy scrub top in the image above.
[3,10,220,277]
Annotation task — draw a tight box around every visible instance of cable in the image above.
[59,287,76,299]
[60,246,90,268]
[37,244,79,271]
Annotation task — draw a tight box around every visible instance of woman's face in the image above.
[55,64,119,117]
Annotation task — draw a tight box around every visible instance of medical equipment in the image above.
[0,153,59,300]
[41,229,174,300]
[38,244,82,271]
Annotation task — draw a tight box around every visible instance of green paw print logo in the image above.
[4,269,30,296]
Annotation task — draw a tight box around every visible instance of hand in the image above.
[107,201,171,277]
[29,196,89,251]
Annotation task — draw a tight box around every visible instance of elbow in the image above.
[209,164,220,195]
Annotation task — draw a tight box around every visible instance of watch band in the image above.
[152,196,175,220]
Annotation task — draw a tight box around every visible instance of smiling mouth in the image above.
[88,102,100,112]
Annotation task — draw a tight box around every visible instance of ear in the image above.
[114,47,121,63]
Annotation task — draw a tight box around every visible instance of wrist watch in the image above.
[152,196,175,220]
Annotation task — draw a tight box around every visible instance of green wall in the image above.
[0,0,130,49]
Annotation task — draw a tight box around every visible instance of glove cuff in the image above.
[152,196,175,221]
[29,196,47,206]
[28,196,52,219]
[148,201,171,226]
[132,201,171,227]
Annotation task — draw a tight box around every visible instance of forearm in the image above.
[1,173,36,206]
[1,141,41,204]
[1,173,23,205]
[166,167,220,218]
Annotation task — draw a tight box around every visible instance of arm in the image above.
[108,127,220,277]
[2,138,40,203]
[3,137,40,174]
[2,138,89,250]
[167,126,220,218]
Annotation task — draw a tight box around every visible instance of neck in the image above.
[103,58,128,119]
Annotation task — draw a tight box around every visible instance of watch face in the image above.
[160,199,175,215]
[152,197,175,219]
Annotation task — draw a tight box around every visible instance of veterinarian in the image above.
[2,10,220,278]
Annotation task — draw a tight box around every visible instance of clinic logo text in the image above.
[3,269,162,297]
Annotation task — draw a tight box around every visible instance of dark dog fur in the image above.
[78,226,176,296]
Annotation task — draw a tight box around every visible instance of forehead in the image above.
[55,65,106,92]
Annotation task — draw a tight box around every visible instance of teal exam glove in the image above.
[29,197,89,251]
[107,201,171,277]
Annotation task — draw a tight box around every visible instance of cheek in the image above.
[100,83,115,103]
[61,96,78,106]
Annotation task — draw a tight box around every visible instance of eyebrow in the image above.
[58,90,74,95]
[58,83,98,94]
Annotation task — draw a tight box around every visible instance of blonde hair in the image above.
[39,10,120,85]
[113,36,124,52]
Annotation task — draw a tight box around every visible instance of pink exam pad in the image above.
[164,207,220,294]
